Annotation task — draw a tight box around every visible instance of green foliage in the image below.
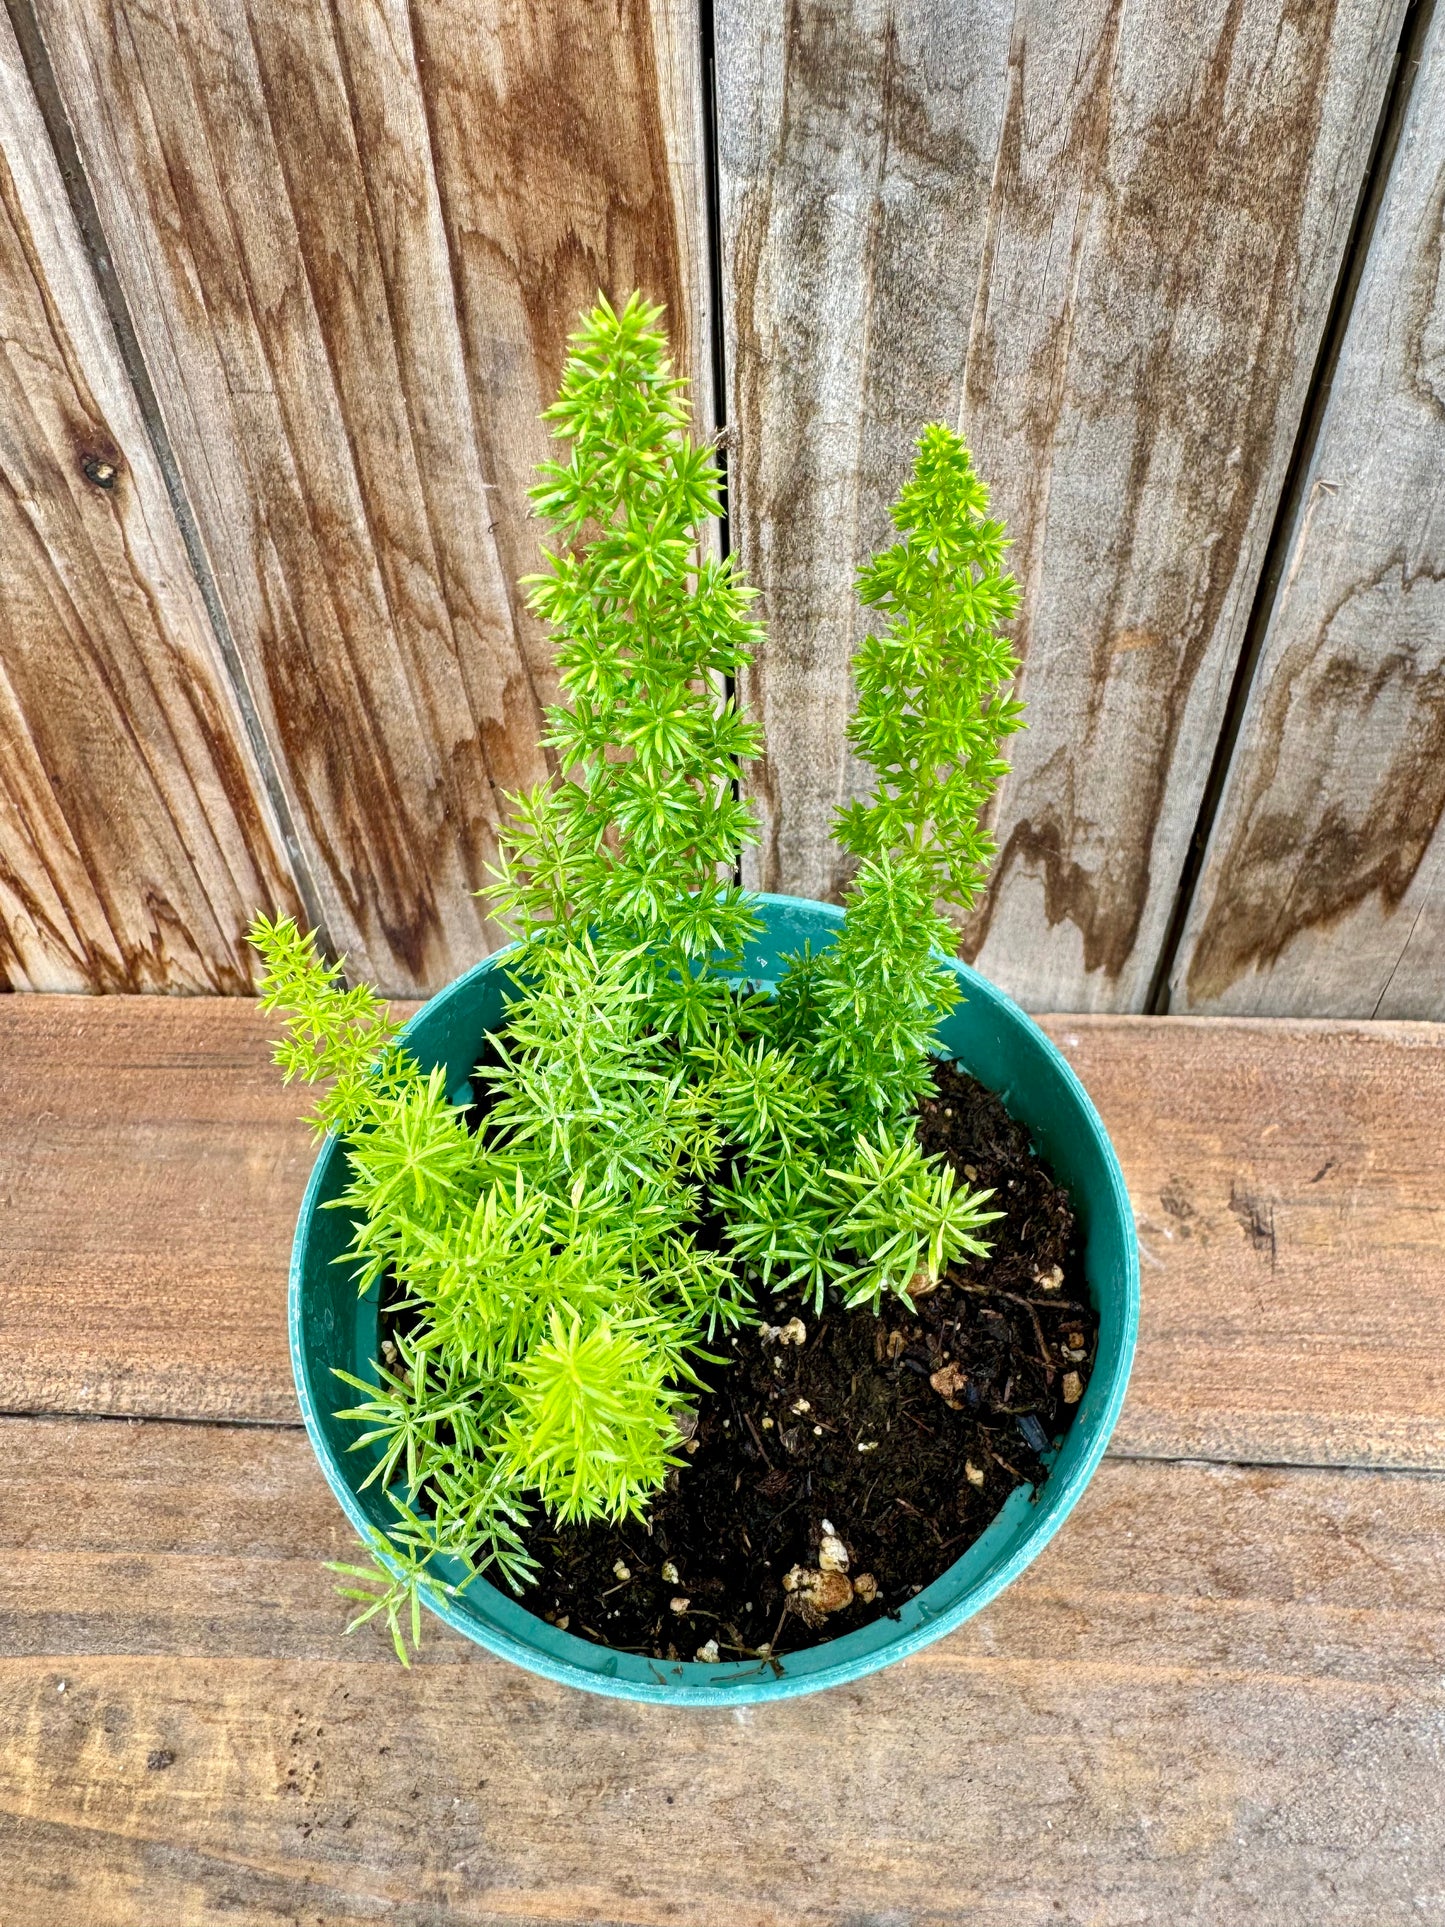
[833,422,1023,912]
[810,424,1022,1140]
[254,300,1026,1660]
[486,291,763,985]
[829,1129,997,1308]
[806,852,960,1136]
[714,424,1022,1309]
[504,1311,687,1524]
[326,1499,477,1667]
[250,913,408,1136]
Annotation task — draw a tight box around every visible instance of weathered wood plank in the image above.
[2,995,1443,1472]
[1172,7,1445,1020]
[0,6,299,991]
[3,1415,1444,1924]
[719,0,1407,1011]
[1054,1015,1445,1468]
[0,995,321,1422]
[31,0,710,995]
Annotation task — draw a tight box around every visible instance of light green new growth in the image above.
[835,421,1024,912]
[253,297,1024,1656]
[817,423,1023,1137]
[251,911,736,1643]
[488,291,763,1033]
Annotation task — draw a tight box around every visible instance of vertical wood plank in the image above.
[0,4,299,991]
[719,0,1405,1011]
[33,0,709,995]
[1171,7,1445,1020]
[402,0,715,695]
[720,0,1016,902]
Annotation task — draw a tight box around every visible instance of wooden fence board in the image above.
[0,6,299,992]
[31,0,710,994]
[2,1417,1444,1924]
[718,0,1407,1011]
[1172,6,1445,1020]
[2,995,1443,1472]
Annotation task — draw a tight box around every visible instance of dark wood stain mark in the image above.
[410,0,692,670]
[1228,1181,1278,1270]
[1185,558,1445,1003]
[480,0,681,398]
[239,0,467,978]
[962,1,1125,667]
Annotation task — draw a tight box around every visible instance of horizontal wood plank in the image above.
[718,0,1406,1012]
[0,6,300,992]
[1172,4,1445,1020]
[2,1416,1443,1924]
[1,996,1442,1473]
[32,0,708,994]
[1055,1016,1445,1467]
[0,995,319,1422]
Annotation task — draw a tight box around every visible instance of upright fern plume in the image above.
[834,421,1022,912]
[485,292,763,984]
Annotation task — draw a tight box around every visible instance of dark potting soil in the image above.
[500,1060,1098,1665]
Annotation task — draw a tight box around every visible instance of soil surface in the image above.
[507,1060,1097,1665]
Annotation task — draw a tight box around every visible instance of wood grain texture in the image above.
[4,1416,1445,1924]
[32,0,710,994]
[0,994,324,1422]
[718,0,1407,1011]
[0,6,299,991]
[1053,1015,1445,1468]
[1172,7,1445,1019]
[3,995,1443,1474]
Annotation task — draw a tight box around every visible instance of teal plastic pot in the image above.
[290,894,1138,1703]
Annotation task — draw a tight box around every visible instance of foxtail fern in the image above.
[253,299,1024,1658]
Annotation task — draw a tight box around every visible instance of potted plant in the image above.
[260,295,1137,1702]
